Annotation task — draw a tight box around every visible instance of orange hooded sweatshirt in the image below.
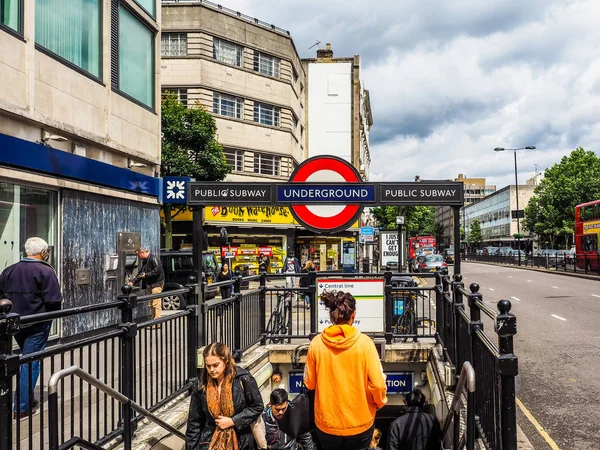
[303,324,388,436]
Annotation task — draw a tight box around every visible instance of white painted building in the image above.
[303,44,372,180]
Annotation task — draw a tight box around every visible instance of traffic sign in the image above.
[288,156,364,233]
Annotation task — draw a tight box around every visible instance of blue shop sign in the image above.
[385,372,414,394]
[288,372,305,394]
[161,177,190,204]
[361,226,374,236]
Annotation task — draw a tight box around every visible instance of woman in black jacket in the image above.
[185,342,263,450]
[216,263,233,299]
[299,260,315,309]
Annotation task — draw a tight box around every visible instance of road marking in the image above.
[552,286,559,289]
[527,280,533,283]
[551,314,567,321]
[488,288,495,291]
[516,397,562,450]
[511,296,521,302]
[508,275,513,278]
[592,294,600,298]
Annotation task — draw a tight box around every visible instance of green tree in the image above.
[371,206,436,235]
[161,93,231,249]
[467,218,483,246]
[523,147,600,248]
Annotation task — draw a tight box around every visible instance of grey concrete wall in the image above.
[61,189,160,337]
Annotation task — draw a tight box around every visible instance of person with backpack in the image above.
[186,342,264,449]
[304,291,388,449]
[387,389,441,450]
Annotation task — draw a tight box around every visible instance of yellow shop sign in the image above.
[583,220,600,233]
[204,206,296,225]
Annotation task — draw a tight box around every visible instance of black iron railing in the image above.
[434,272,519,450]
[1,270,519,450]
[465,253,600,275]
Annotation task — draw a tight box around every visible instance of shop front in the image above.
[296,231,359,272]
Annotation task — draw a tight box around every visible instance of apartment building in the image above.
[436,174,496,248]
[161,1,307,272]
[0,0,161,336]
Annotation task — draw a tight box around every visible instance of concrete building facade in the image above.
[161,1,309,272]
[436,174,496,248]
[1,0,162,336]
[302,44,373,180]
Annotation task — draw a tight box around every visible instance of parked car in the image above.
[420,255,448,273]
[537,249,558,257]
[497,247,514,257]
[483,246,499,255]
[443,249,455,264]
[555,249,574,267]
[160,250,219,310]
[512,249,527,261]
[475,249,484,256]
[410,255,427,272]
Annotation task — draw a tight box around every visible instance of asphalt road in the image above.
[460,262,600,450]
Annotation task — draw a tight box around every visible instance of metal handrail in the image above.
[48,366,185,450]
[442,361,476,450]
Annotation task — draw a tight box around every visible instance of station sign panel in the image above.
[379,183,463,205]
[288,372,305,394]
[316,278,384,332]
[188,182,274,205]
[385,372,414,394]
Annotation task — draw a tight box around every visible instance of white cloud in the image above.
[212,0,600,188]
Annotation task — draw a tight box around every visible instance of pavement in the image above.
[460,262,600,450]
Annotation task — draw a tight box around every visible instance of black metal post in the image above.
[453,205,461,275]
[198,282,208,348]
[185,276,199,383]
[513,151,522,266]
[259,273,267,344]
[233,276,242,351]
[384,271,393,344]
[452,274,465,372]
[468,283,483,366]
[467,387,476,450]
[0,299,20,450]
[308,270,318,339]
[118,285,138,450]
[193,206,204,284]
[397,218,403,273]
[496,300,518,450]
[48,389,59,450]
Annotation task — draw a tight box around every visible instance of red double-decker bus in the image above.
[575,200,600,271]
[409,235,436,260]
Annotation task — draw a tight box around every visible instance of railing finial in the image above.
[121,285,133,295]
[497,299,512,314]
[469,282,480,293]
[453,273,463,283]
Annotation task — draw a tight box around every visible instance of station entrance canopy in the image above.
[186,155,464,235]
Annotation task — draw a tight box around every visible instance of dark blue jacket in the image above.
[0,258,62,331]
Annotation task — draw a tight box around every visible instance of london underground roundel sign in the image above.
[288,156,363,233]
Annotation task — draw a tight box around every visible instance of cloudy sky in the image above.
[218,0,600,188]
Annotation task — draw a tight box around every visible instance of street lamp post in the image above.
[494,146,536,266]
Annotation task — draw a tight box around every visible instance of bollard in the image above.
[452,274,465,372]
[118,285,138,450]
[496,300,518,450]
[0,299,20,450]
[259,273,267,344]
[233,276,242,351]
[185,276,199,383]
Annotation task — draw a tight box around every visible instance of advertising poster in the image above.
[316,278,384,332]
[380,231,399,267]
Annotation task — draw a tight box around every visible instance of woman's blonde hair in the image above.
[200,342,236,390]
[370,428,382,448]
[304,260,313,270]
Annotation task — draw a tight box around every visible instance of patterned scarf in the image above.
[206,376,238,450]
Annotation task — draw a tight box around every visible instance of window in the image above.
[254,103,280,126]
[581,204,600,222]
[254,153,280,176]
[1,0,21,33]
[292,114,298,130]
[161,88,188,107]
[253,51,280,77]
[213,92,243,119]
[580,234,598,252]
[223,149,244,172]
[116,4,155,108]
[213,38,242,66]
[292,67,298,84]
[134,0,155,17]
[161,32,187,56]
[35,0,101,78]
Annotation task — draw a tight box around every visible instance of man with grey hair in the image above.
[129,246,164,320]
[0,237,62,418]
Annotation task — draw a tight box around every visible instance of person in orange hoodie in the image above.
[304,290,388,449]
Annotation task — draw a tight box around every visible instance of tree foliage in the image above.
[161,93,231,248]
[523,148,600,248]
[467,218,483,246]
[371,206,436,235]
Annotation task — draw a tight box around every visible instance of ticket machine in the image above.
[115,231,141,288]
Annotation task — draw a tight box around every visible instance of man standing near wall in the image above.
[129,247,165,320]
[0,237,62,418]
